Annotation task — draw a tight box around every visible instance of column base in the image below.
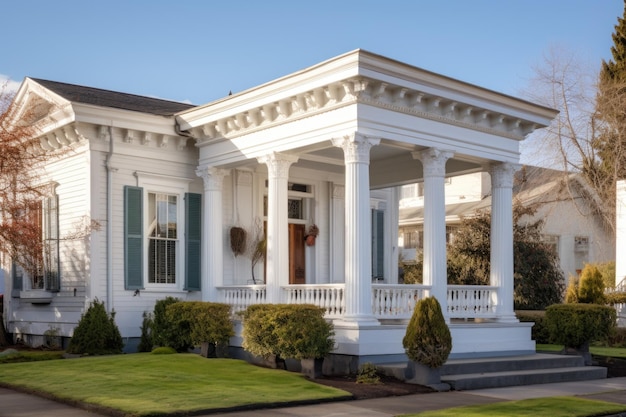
[333,315,381,328]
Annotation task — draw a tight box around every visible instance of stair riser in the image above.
[441,356,584,375]
[444,368,608,391]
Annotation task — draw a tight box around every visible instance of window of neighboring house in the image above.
[124,186,201,291]
[400,226,420,249]
[147,193,177,284]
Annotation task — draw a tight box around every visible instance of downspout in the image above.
[105,125,114,313]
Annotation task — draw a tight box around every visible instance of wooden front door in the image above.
[289,224,306,284]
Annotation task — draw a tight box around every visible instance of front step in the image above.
[378,353,608,391]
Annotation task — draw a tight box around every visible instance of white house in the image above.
[2,50,558,370]
[398,167,615,282]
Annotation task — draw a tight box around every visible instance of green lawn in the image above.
[537,344,626,358]
[401,397,626,417]
[0,353,350,416]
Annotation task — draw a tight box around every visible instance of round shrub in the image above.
[516,310,549,344]
[151,346,177,354]
[402,296,452,368]
[241,304,334,360]
[67,299,123,355]
[545,303,617,349]
[152,296,191,352]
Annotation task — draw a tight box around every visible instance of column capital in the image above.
[412,148,454,177]
[257,152,299,179]
[196,166,230,191]
[332,132,380,164]
[489,162,520,188]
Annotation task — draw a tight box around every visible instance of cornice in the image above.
[187,76,548,146]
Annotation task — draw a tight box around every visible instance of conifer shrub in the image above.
[66,299,123,355]
[137,311,154,352]
[565,276,579,304]
[402,296,452,368]
[577,264,606,304]
[241,304,334,360]
[545,303,616,349]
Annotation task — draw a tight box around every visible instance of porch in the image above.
[219,283,535,368]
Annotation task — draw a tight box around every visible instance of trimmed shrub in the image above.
[605,292,626,305]
[241,304,334,360]
[545,303,616,349]
[578,264,606,304]
[166,301,234,356]
[402,296,452,368]
[516,310,549,344]
[67,299,123,355]
[152,296,190,352]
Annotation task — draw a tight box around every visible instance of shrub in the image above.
[356,362,381,384]
[402,296,452,368]
[151,346,177,354]
[565,276,579,304]
[598,261,616,290]
[605,292,626,305]
[545,303,617,349]
[151,296,190,352]
[578,264,606,304]
[67,299,123,355]
[166,301,234,356]
[516,310,549,344]
[137,311,154,352]
[241,304,334,360]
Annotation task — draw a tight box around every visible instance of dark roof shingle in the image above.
[31,78,195,116]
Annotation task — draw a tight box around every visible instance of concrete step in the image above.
[441,353,584,375]
[377,353,608,391]
[442,366,608,391]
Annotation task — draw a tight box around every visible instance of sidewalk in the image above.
[1,377,626,417]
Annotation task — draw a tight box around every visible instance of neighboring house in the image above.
[398,167,615,282]
[2,50,557,370]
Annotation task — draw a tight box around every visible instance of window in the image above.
[148,193,177,284]
[124,186,201,291]
[400,226,420,249]
[22,194,60,291]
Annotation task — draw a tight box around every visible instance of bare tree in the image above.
[521,47,615,232]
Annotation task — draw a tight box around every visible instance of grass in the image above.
[0,353,350,416]
[537,344,626,358]
[0,350,65,363]
[401,397,626,417]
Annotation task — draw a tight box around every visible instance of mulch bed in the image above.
[311,374,434,400]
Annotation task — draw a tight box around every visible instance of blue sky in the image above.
[0,1,622,105]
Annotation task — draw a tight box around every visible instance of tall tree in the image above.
[595,1,626,206]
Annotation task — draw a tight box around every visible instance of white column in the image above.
[617,180,626,289]
[413,148,453,316]
[257,152,298,303]
[196,166,229,302]
[490,162,518,322]
[332,133,380,327]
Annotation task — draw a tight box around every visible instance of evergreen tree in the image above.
[66,299,123,355]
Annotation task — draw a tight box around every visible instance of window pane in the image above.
[148,192,178,284]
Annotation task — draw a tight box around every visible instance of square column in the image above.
[413,148,453,316]
[490,162,519,322]
[258,152,298,303]
[332,133,380,327]
[196,166,229,302]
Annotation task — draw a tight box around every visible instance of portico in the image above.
[176,49,558,365]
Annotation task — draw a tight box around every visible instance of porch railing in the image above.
[372,284,430,319]
[217,283,498,320]
[283,284,345,318]
[447,285,498,318]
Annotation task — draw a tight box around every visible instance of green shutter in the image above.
[124,186,144,290]
[185,193,201,291]
[372,209,385,279]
